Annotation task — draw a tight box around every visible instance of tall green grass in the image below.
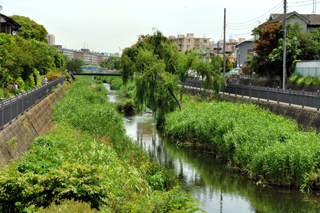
[164,101,320,189]
[0,76,204,212]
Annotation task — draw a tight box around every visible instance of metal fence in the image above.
[0,76,65,130]
[184,79,320,111]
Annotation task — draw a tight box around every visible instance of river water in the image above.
[105,83,320,213]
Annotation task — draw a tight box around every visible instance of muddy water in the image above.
[105,83,320,213]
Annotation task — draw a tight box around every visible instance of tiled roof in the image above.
[0,14,21,28]
[264,11,320,26]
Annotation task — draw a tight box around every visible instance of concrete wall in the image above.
[0,85,65,166]
[183,87,320,132]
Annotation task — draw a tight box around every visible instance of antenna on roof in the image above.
[313,0,315,14]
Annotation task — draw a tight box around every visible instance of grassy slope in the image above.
[0,77,204,212]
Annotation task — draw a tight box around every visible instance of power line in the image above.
[288,0,320,7]
[227,1,283,25]
[226,7,284,31]
[288,0,313,3]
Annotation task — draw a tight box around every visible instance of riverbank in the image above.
[0,83,65,166]
[0,76,204,212]
[163,100,320,190]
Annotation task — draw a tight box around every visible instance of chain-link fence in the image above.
[0,76,65,130]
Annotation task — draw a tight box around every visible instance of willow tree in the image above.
[121,30,221,124]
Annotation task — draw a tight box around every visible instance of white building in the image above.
[46,34,55,46]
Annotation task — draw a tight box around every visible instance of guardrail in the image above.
[0,76,65,130]
[184,79,320,111]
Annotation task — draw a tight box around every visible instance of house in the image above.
[0,13,21,35]
[262,11,320,33]
[235,38,254,67]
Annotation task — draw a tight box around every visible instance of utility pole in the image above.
[217,41,219,63]
[223,8,226,83]
[283,0,287,90]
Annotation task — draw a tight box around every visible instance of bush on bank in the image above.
[0,76,204,212]
[164,101,320,189]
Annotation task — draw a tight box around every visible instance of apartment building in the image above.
[46,34,55,46]
[54,46,119,65]
[170,33,211,52]
[62,48,75,60]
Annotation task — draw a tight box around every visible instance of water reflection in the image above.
[105,84,320,213]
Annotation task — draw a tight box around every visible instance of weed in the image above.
[6,137,18,152]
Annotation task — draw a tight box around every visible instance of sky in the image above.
[1,0,318,53]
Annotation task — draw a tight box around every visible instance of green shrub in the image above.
[297,77,305,86]
[110,77,123,90]
[117,81,136,99]
[288,74,301,84]
[304,76,313,86]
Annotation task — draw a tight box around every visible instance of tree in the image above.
[121,30,221,122]
[73,58,85,67]
[268,36,301,74]
[66,61,82,74]
[0,34,34,87]
[10,15,48,43]
[100,56,120,70]
[251,22,284,76]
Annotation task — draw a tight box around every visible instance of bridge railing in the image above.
[184,80,320,111]
[0,76,65,130]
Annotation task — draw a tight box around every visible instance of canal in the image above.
[105,83,320,213]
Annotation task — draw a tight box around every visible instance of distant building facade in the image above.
[54,46,114,65]
[46,34,55,46]
[170,33,211,52]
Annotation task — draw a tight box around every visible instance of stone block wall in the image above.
[0,85,65,166]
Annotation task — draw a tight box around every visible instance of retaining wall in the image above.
[184,87,320,132]
[0,85,65,166]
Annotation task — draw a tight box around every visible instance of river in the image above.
[105,83,320,213]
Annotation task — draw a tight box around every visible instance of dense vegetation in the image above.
[100,56,121,70]
[10,15,48,43]
[164,101,320,190]
[247,23,320,76]
[0,77,203,212]
[250,22,320,78]
[0,15,66,99]
[95,76,137,115]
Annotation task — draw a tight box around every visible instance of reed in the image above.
[164,101,320,189]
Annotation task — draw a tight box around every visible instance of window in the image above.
[196,39,199,42]
[203,40,207,43]
[187,45,190,49]
[187,39,190,43]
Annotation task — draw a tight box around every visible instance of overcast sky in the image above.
[2,0,318,53]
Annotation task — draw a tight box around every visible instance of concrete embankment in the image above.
[184,87,320,132]
[0,85,65,166]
